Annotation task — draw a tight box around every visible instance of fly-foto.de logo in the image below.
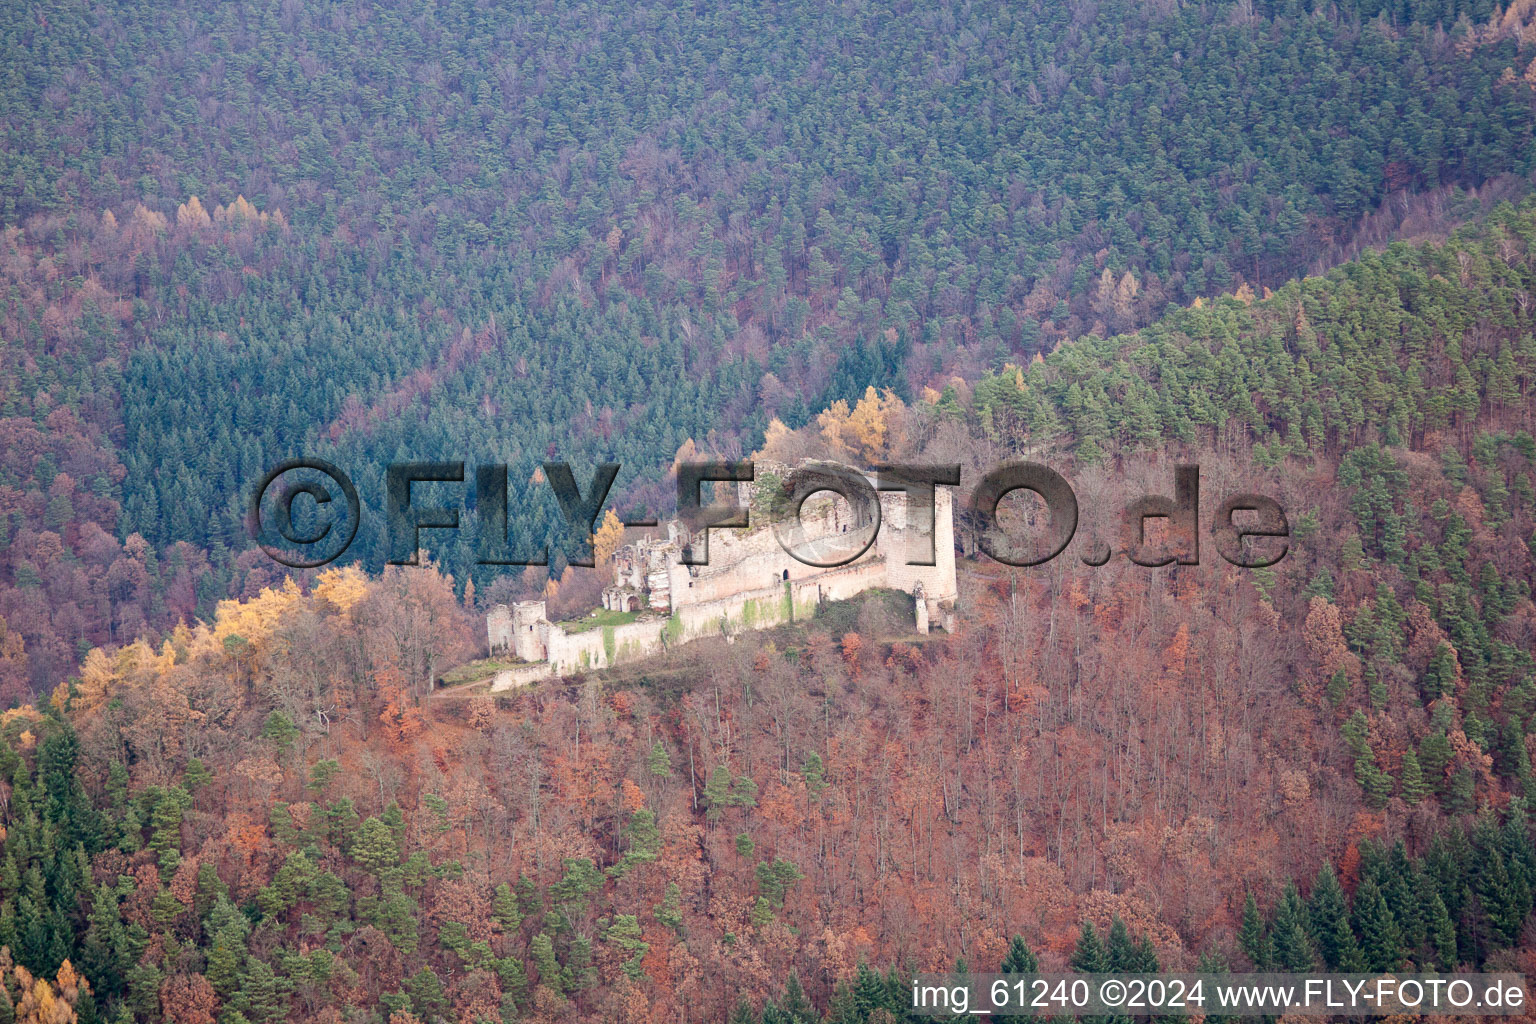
[248,459,1288,571]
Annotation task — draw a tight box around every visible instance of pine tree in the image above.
[267,802,296,847]
[205,937,243,998]
[851,961,892,1019]
[1475,844,1524,948]
[824,977,858,1024]
[647,740,673,778]
[1419,730,1454,799]
[999,934,1041,1017]
[381,802,407,845]
[1351,877,1404,971]
[115,804,142,853]
[406,967,449,1022]
[79,882,132,1000]
[1072,922,1109,973]
[496,957,527,1011]
[352,817,400,874]
[616,809,661,875]
[1002,934,1039,974]
[1379,842,1424,954]
[1073,919,1128,1024]
[321,798,358,854]
[779,973,813,1024]
[1327,668,1351,707]
[182,758,212,792]
[1238,893,1271,969]
[1420,876,1459,969]
[655,881,684,935]
[1400,750,1429,804]
[1309,863,1364,971]
[703,765,733,821]
[516,873,540,917]
[1107,916,1139,971]
[529,933,561,993]
[124,960,162,1019]
[147,786,189,877]
[492,883,522,933]
[1500,811,1535,924]
[729,997,760,1024]
[235,959,286,1024]
[1270,884,1318,971]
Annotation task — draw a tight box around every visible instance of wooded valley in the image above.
[4,0,1536,1020]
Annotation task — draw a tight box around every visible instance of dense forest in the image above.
[7,0,1536,1019]
[1,196,1536,1022]
[5,0,1536,689]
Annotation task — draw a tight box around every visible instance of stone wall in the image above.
[490,663,553,691]
[486,463,959,688]
[512,600,548,662]
[486,605,513,654]
[874,485,958,603]
[661,484,955,609]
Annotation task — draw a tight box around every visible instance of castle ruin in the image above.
[484,461,957,690]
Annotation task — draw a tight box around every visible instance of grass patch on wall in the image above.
[560,608,640,633]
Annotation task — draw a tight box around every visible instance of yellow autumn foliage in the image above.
[128,204,167,234]
[71,639,176,717]
[0,953,88,1024]
[212,577,302,650]
[757,416,794,459]
[593,509,625,568]
[817,398,852,452]
[0,707,41,730]
[818,385,905,462]
[214,194,262,224]
[314,566,369,613]
[56,574,380,719]
[175,195,211,231]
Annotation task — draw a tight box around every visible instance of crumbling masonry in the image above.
[485,461,957,690]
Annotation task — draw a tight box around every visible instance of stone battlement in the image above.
[484,461,956,690]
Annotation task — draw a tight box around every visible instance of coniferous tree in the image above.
[1072,922,1113,1024]
[999,935,1042,1018]
[1309,864,1364,971]
[1500,810,1535,923]
[1419,876,1460,970]
[238,959,288,1024]
[1270,884,1318,972]
[1377,843,1424,956]
[1107,916,1140,972]
[1400,750,1430,805]
[729,996,760,1024]
[1351,877,1404,971]
[779,973,813,1024]
[492,883,522,933]
[1474,844,1524,949]
[1003,934,1039,975]
[1238,894,1271,970]
[1072,922,1109,974]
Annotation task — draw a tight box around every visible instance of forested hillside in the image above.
[7,0,1536,1019]
[0,198,1535,1024]
[4,0,1536,694]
